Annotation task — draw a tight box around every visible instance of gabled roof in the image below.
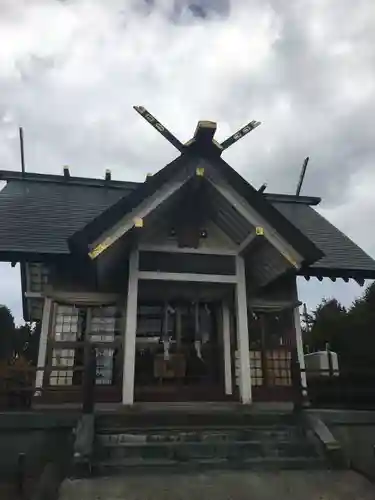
[69,152,323,266]
[0,169,374,279]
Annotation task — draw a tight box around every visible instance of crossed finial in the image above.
[133,105,261,155]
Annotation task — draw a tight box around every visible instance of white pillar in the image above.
[294,305,308,392]
[222,301,233,395]
[35,297,53,390]
[122,249,139,405]
[235,256,252,403]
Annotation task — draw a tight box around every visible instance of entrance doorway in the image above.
[134,300,227,401]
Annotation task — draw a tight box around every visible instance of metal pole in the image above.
[19,127,25,176]
[296,157,309,196]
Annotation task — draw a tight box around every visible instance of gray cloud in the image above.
[0,0,374,321]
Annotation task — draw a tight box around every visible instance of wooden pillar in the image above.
[35,297,52,390]
[235,256,252,403]
[122,249,139,405]
[176,307,182,349]
[293,305,308,394]
[222,301,233,395]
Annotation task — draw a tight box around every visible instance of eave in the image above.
[300,265,375,284]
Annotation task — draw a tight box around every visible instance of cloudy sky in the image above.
[0,0,374,322]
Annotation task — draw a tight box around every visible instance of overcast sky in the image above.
[0,0,374,322]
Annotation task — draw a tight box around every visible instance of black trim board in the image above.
[68,154,190,253]
[210,154,323,265]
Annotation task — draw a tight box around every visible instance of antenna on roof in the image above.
[258,183,267,193]
[19,127,25,177]
[295,157,310,197]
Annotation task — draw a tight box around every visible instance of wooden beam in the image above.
[235,256,252,403]
[138,271,237,284]
[122,249,139,405]
[205,169,302,268]
[26,291,120,304]
[35,298,52,390]
[89,175,191,260]
[293,304,308,394]
[248,299,301,311]
[220,120,261,151]
[222,302,233,395]
[25,291,43,299]
[237,232,258,254]
[133,106,184,152]
[138,244,237,256]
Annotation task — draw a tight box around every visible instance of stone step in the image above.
[90,414,326,475]
[96,441,318,462]
[95,426,305,446]
[95,433,319,462]
[95,411,296,430]
[93,456,326,475]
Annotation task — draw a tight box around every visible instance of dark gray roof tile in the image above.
[0,174,374,277]
[0,180,132,254]
[272,202,375,272]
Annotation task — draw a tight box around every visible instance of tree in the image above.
[306,298,347,352]
[0,305,41,365]
[16,321,41,366]
[0,305,15,361]
[306,282,375,369]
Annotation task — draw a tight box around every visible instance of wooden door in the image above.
[248,309,294,401]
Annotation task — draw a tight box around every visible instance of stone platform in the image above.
[60,470,374,500]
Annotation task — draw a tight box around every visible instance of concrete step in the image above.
[96,439,318,462]
[92,456,327,475]
[95,426,305,445]
[90,412,326,474]
[95,411,296,430]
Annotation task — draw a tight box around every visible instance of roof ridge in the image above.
[0,170,140,190]
[0,171,321,205]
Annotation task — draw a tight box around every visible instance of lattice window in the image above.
[90,306,119,386]
[49,305,79,386]
[28,263,50,292]
[48,303,121,387]
[235,350,265,387]
[265,350,292,386]
[250,351,263,386]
